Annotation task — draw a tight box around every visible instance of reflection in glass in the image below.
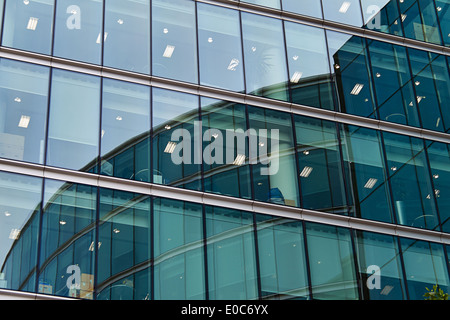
[197,3,245,92]
[154,198,205,300]
[39,180,96,299]
[282,0,322,18]
[435,0,450,46]
[306,222,359,300]
[241,12,288,101]
[206,206,258,300]
[100,79,150,182]
[242,0,280,9]
[0,59,49,164]
[0,171,42,293]
[322,0,363,27]
[47,69,100,172]
[400,0,442,44]
[53,0,103,64]
[152,0,198,84]
[2,0,54,54]
[104,0,150,73]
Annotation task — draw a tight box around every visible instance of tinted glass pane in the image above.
[360,0,403,36]
[242,12,288,101]
[197,3,244,92]
[154,198,205,300]
[242,0,280,9]
[400,0,442,44]
[3,0,53,54]
[355,231,406,300]
[39,180,96,299]
[206,206,258,300]
[0,59,49,164]
[436,0,450,46]
[104,0,150,74]
[400,238,450,300]
[0,171,41,293]
[322,0,363,26]
[282,0,322,18]
[100,79,150,182]
[47,69,100,171]
[306,222,359,300]
[152,0,198,84]
[256,215,309,299]
[53,0,103,64]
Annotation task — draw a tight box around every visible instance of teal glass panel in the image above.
[97,269,151,300]
[47,69,100,172]
[97,188,151,293]
[295,116,347,214]
[256,215,309,299]
[400,0,442,44]
[341,125,393,222]
[355,231,406,300]
[2,0,54,54]
[152,88,201,191]
[249,106,299,207]
[400,238,450,300]
[201,97,252,199]
[435,0,450,46]
[39,180,96,299]
[360,0,403,36]
[197,3,245,92]
[206,206,258,300]
[104,0,150,74]
[322,0,363,26]
[282,0,323,18]
[241,12,288,101]
[0,171,42,293]
[154,198,205,300]
[383,132,439,230]
[285,21,335,110]
[100,78,150,182]
[152,0,198,84]
[305,222,359,300]
[0,59,49,164]
[53,0,103,64]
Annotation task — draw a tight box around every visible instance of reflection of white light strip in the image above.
[27,17,39,30]
[380,285,394,296]
[300,166,313,178]
[96,32,108,44]
[89,241,102,252]
[163,45,175,58]
[227,58,240,71]
[351,83,364,95]
[339,1,351,13]
[233,154,246,166]
[164,141,177,154]
[18,115,31,128]
[290,71,303,83]
[9,229,21,240]
[364,178,378,189]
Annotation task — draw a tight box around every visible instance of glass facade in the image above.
[0,0,449,301]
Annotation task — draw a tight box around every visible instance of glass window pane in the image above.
[201,97,252,199]
[152,88,201,191]
[285,21,334,110]
[249,106,299,207]
[322,0,363,26]
[282,0,322,18]
[341,125,393,222]
[241,12,288,101]
[400,0,442,44]
[242,0,280,9]
[100,79,150,182]
[2,0,54,54]
[152,0,198,84]
[306,222,359,300]
[53,0,103,64]
[206,206,258,300]
[104,0,150,74]
[436,0,450,46]
[400,238,450,300]
[355,231,406,300]
[256,215,309,299]
[360,0,403,36]
[197,3,244,92]
[47,69,100,172]
[383,132,439,230]
[0,171,42,293]
[154,198,205,300]
[39,180,96,299]
[0,59,49,164]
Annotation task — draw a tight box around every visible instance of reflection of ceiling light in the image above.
[212,133,219,139]
[376,73,381,78]
[293,55,299,61]
[4,211,11,217]
[300,166,313,178]
[23,0,30,5]
[96,32,108,44]
[437,6,442,11]
[416,96,425,103]
[251,47,256,52]
[163,28,168,34]
[116,116,123,121]
[433,174,439,179]
[303,150,310,155]
[290,71,303,83]
[391,166,397,171]
[364,178,378,189]
[401,14,407,22]
[14,97,21,103]
[27,17,39,30]
[380,285,394,296]
[415,81,420,86]
[89,241,102,252]
[350,84,364,95]
[163,45,175,58]
[9,229,21,240]
[164,125,171,130]
[208,37,213,43]
[339,1,351,13]
[18,115,31,128]
[60,220,67,225]
[335,64,340,69]
[113,228,120,234]
[164,141,177,154]
[233,154,246,166]
[117,19,124,25]
[227,58,239,71]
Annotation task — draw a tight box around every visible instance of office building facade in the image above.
[0,0,449,300]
